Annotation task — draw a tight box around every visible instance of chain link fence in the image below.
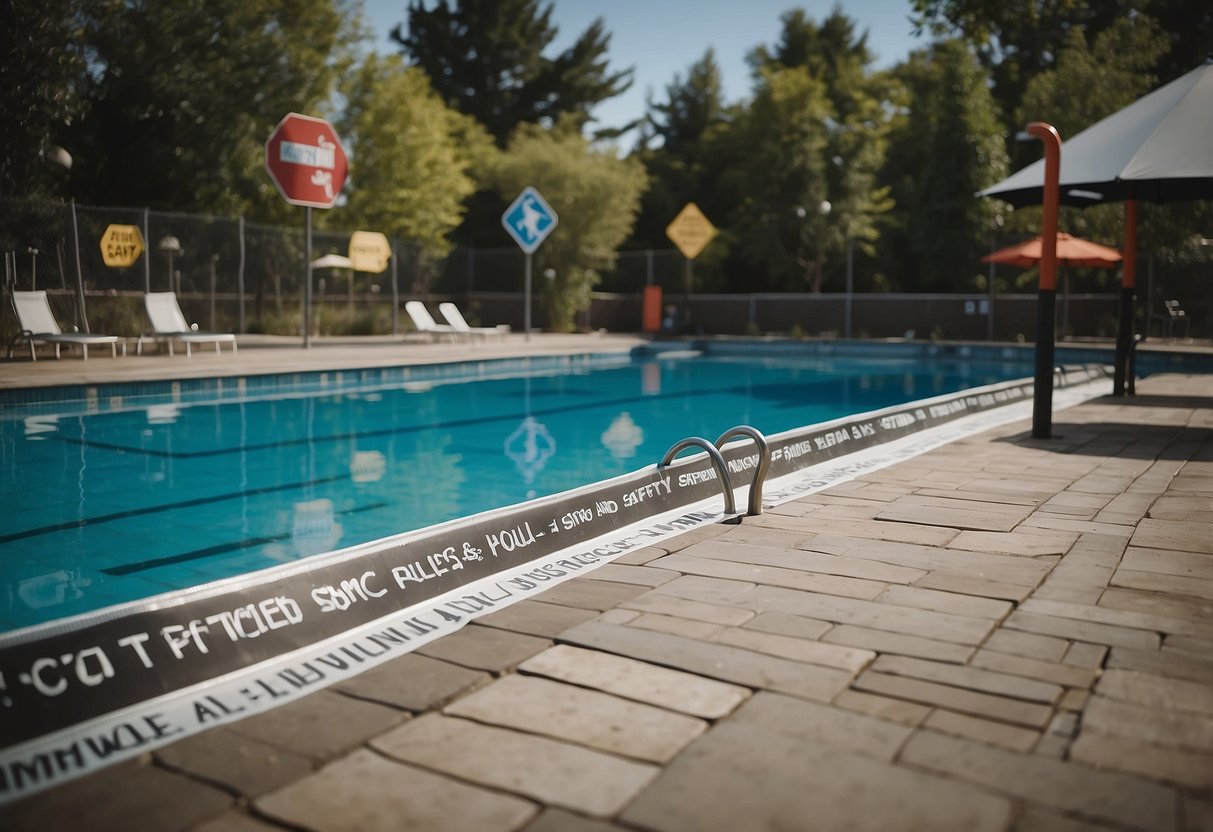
[3,196,1209,345]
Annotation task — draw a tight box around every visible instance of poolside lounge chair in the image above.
[405,301,460,341]
[439,302,509,340]
[7,290,119,360]
[137,292,237,357]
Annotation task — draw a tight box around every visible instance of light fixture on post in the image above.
[158,236,183,293]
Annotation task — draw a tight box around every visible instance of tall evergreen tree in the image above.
[629,49,728,250]
[393,0,633,145]
[745,8,894,293]
[880,39,1007,292]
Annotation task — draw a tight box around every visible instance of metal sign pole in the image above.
[524,252,532,342]
[304,207,313,349]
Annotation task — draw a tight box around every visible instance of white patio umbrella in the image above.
[310,254,354,269]
[979,57,1213,207]
[979,57,1213,395]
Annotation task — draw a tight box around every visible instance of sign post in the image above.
[666,203,718,333]
[265,113,348,347]
[502,186,558,341]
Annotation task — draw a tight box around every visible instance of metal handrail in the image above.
[659,437,736,517]
[715,425,770,517]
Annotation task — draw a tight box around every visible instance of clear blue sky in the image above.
[361,0,924,139]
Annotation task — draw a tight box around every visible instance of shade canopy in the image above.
[310,254,354,269]
[981,232,1122,269]
[979,57,1213,208]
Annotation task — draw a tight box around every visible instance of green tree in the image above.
[337,54,492,265]
[911,0,1212,122]
[0,0,87,198]
[1011,20,1168,261]
[880,40,1008,292]
[725,65,833,292]
[393,0,633,145]
[740,8,895,292]
[630,49,729,250]
[490,122,648,331]
[72,0,363,217]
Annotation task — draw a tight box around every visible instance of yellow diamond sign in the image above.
[666,203,717,260]
[99,224,145,268]
[348,230,391,273]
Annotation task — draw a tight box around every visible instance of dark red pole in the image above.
[1113,198,1138,395]
[1024,122,1061,439]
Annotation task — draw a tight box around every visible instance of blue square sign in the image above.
[502,186,558,254]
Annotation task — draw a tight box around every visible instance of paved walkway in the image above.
[4,360,1213,830]
[0,332,650,390]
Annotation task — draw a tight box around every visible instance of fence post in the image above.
[391,238,399,336]
[209,254,217,330]
[237,215,246,333]
[143,207,150,294]
[70,200,90,333]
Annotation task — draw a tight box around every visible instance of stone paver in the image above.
[729,692,913,760]
[620,722,1013,832]
[821,623,975,663]
[690,538,927,583]
[923,709,1040,752]
[1105,644,1213,684]
[476,599,601,638]
[518,644,751,718]
[372,714,658,817]
[739,610,833,640]
[256,749,537,832]
[715,626,875,673]
[416,624,550,671]
[336,652,489,711]
[649,553,888,599]
[559,619,854,701]
[154,726,314,798]
[3,759,232,832]
[444,675,707,763]
[620,590,756,625]
[226,689,405,762]
[899,730,1177,831]
[531,578,651,611]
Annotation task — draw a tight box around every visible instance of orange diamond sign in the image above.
[666,203,717,260]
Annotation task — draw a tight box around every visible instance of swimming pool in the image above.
[1,347,1038,632]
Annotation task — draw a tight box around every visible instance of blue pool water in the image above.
[1,349,1035,631]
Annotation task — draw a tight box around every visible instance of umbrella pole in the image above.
[1113,199,1138,396]
[1024,122,1061,439]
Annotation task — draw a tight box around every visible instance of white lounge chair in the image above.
[7,290,119,360]
[137,292,237,357]
[439,302,509,340]
[405,301,460,341]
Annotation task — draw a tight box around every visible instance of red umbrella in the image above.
[981,232,1122,269]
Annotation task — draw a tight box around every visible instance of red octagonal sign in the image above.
[265,113,349,209]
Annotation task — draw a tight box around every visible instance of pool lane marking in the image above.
[44,374,985,459]
[99,502,389,576]
[0,473,352,546]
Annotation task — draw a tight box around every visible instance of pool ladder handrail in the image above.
[659,425,770,521]
[715,425,771,517]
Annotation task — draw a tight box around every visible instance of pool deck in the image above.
[0,332,651,390]
[4,337,1213,831]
